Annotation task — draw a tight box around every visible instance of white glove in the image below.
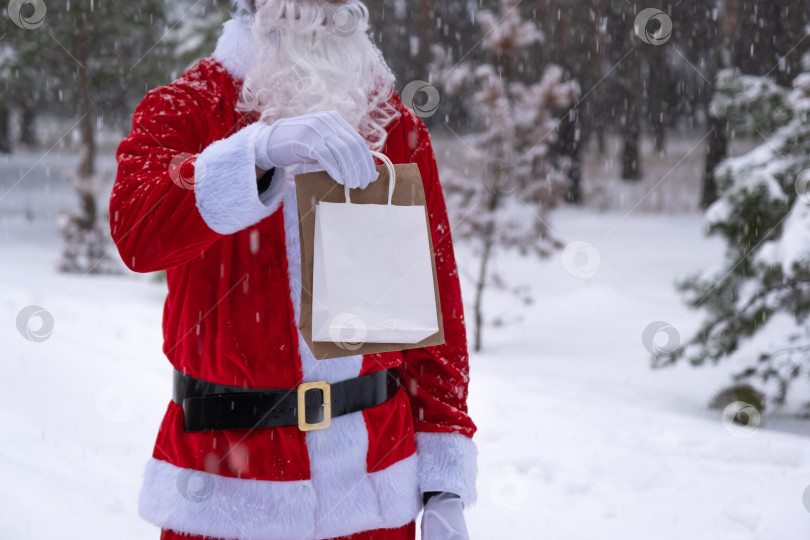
[421,492,470,540]
[253,110,379,189]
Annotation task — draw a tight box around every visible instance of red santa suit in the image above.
[110,16,477,540]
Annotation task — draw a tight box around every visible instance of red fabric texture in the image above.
[362,389,417,473]
[159,520,416,540]
[395,114,477,439]
[110,56,475,482]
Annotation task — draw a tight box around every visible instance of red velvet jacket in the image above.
[110,17,476,540]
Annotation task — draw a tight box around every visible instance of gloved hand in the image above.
[254,110,379,189]
[421,492,470,540]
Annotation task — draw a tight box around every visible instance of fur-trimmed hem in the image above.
[139,453,421,540]
[415,431,478,507]
[193,122,287,235]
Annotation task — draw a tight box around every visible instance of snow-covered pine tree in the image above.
[711,68,792,139]
[54,0,170,274]
[429,0,580,352]
[656,56,810,407]
[0,0,229,275]
[58,170,122,274]
[702,67,793,210]
[6,0,183,274]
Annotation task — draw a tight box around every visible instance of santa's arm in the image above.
[399,113,478,508]
[110,84,286,273]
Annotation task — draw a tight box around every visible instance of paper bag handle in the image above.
[344,151,396,205]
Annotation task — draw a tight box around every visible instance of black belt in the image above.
[173,367,401,432]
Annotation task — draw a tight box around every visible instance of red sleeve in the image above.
[110,85,222,273]
[400,116,476,438]
[399,112,478,506]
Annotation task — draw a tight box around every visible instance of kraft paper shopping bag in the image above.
[295,151,445,360]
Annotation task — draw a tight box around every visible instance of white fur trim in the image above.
[415,431,478,507]
[279,165,365,385]
[279,165,386,536]
[139,457,315,539]
[138,453,420,540]
[194,122,287,235]
[211,18,257,82]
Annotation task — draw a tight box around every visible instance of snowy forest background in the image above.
[3,0,810,538]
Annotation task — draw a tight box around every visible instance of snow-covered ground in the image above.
[2,148,810,539]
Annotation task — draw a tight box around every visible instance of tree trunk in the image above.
[0,104,11,154]
[623,0,642,180]
[648,40,669,154]
[622,72,642,180]
[60,0,105,275]
[653,117,666,154]
[593,0,606,155]
[735,0,787,84]
[473,190,499,353]
[700,0,736,210]
[473,38,516,352]
[561,106,583,204]
[701,115,726,209]
[778,2,810,84]
[75,30,95,178]
[19,102,37,146]
[609,0,643,180]
[74,0,97,231]
[418,0,434,60]
[473,233,492,353]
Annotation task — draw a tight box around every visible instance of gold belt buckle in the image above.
[297,381,331,431]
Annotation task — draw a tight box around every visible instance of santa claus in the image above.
[110,1,477,539]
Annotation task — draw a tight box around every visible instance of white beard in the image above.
[235,0,400,152]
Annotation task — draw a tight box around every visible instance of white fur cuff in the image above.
[415,431,478,507]
[194,122,287,235]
